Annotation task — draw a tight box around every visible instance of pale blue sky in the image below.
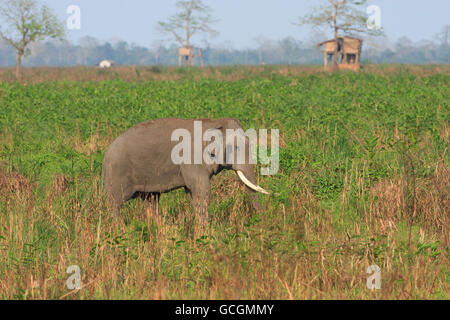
[43,0,449,48]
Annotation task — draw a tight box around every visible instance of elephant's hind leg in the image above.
[106,184,134,217]
[138,192,160,215]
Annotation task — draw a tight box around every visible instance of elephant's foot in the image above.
[182,212,208,239]
[195,214,209,236]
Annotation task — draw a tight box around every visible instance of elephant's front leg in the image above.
[182,168,211,231]
[190,179,211,230]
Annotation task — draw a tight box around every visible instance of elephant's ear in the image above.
[203,125,224,156]
[204,124,225,141]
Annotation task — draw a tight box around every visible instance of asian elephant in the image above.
[102,118,269,226]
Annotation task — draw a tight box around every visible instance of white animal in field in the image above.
[98,60,115,68]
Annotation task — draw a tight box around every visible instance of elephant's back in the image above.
[106,119,180,173]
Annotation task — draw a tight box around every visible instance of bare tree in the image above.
[295,0,383,66]
[0,0,64,78]
[157,0,218,51]
[150,40,165,65]
[435,25,449,47]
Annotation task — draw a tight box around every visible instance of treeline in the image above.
[0,36,449,66]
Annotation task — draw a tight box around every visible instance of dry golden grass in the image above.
[0,64,449,84]
[0,154,447,299]
[0,168,32,196]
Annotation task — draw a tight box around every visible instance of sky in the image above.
[40,0,449,48]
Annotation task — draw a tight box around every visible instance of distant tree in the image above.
[434,25,450,63]
[435,25,449,47]
[97,43,115,64]
[78,36,99,48]
[395,36,414,50]
[0,0,64,78]
[114,41,130,64]
[151,40,165,65]
[157,0,218,51]
[278,37,303,64]
[364,35,387,63]
[295,0,383,66]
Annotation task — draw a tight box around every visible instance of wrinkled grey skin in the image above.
[102,118,263,225]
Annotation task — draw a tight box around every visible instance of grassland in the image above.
[0,65,448,299]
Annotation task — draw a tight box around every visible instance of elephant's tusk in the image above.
[236,170,270,195]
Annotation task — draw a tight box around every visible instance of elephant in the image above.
[102,118,269,227]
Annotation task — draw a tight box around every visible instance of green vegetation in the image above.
[0,66,448,299]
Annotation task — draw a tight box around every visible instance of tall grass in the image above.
[0,66,448,299]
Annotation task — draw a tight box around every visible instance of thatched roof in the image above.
[316,36,361,48]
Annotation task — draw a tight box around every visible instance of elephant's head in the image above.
[203,118,269,211]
